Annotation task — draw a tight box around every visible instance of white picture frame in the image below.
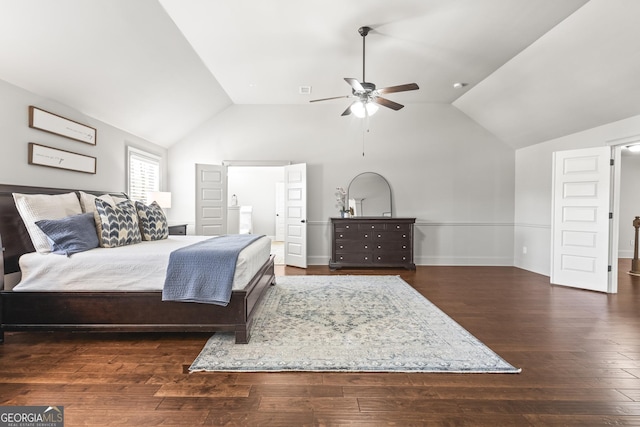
[29,106,97,145]
[28,143,97,174]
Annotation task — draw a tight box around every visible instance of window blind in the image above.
[127,147,161,204]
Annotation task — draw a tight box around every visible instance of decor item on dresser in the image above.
[330,217,416,270]
[29,106,97,145]
[0,184,275,344]
[335,186,348,217]
[347,172,392,217]
[28,143,97,174]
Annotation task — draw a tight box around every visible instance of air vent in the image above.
[299,86,312,95]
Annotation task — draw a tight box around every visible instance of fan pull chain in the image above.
[362,130,365,157]
[362,120,370,157]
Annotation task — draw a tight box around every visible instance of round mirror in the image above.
[347,172,392,217]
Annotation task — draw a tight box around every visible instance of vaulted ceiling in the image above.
[0,0,638,149]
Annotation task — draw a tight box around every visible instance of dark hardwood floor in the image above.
[2,261,640,426]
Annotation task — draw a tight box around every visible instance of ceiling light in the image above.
[453,82,468,89]
[299,86,312,95]
[350,101,378,118]
[627,144,640,152]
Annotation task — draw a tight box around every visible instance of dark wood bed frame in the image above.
[0,184,276,344]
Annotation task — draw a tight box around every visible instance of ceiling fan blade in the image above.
[376,83,419,94]
[344,78,364,92]
[341,101,357,116]
[372,96,404,111]
[309,95,352,103]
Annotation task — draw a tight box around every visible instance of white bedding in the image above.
[14,235,272,292]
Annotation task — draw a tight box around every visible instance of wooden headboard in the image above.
[0,184,126,274]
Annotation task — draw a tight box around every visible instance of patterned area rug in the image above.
[190,275,521,373]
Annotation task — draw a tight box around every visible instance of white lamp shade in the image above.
[351,101,379,118]
[148,191,172,208]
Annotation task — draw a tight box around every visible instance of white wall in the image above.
[0,79,168,192]
[168,103,516,266]
[514,113,640,275]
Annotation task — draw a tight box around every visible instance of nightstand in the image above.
[168,224,187,236]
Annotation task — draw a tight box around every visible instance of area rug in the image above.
[189,275,520,373]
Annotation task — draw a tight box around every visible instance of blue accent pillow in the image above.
[35,212,99,256]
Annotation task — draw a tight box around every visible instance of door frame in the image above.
[607,134,640,293]
[224,160,290,240]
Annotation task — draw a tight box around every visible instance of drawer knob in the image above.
[402,257,406,260]
[339,245,344,249]
[364,256,368,260]
[402,245,406,249]
[378,234,381,238]
[377,256,381,260]
[377,245,381,249]
[364,245,368,249]
[403,234,406,238]
[346,225,350,229]
[339,256,343,260]
[364,234,368,238]
[339,234,343,238]
[371,225,375,229]
[396,225,400,229]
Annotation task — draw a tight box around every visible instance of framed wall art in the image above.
[29,106,97,145]
[28,143,97,174]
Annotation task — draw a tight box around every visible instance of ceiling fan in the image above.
[310,26,419,117]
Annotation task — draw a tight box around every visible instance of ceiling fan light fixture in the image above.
[309,26,419,117]
[351,100,378,118]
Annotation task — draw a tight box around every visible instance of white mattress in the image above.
[14,235,272,292]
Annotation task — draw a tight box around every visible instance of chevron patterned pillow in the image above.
[94,198,142,248]
[135,201,169,241]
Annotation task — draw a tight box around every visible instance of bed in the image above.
[0,183,276,344]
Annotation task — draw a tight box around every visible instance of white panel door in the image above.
[195,164,227,236]
[550,147,612,292]
[284,163,307,268]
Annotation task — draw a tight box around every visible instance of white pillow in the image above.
[13,192,83,253]
[79,191,115,214]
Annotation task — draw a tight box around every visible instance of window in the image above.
[127,146,161,204]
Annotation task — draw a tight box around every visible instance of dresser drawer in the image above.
[334,252,374,264]
[358,223,386,231]
[373,252,412,264]
[334,223,357,232]
[372,241,410,252]
[387,223,411,233]
[334,230,360,240]
[373,230,411,241]
[335,240,374,253]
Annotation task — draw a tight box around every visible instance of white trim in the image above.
[606,134,640,146]
[223,160,291,167]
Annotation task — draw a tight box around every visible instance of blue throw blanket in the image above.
[162,234,265,306]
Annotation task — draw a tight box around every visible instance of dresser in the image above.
[330,217,416,270]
